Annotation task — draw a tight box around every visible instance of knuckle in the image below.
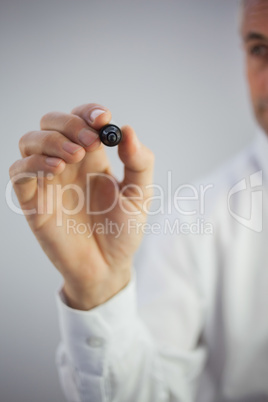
[40,131,63,154]
[25,154,41,171]
[9,160,20,178]
[62,115,78,133]
[18,131,35,156]
[40,111,64,129]
[18,135,25,156]
[18,132,29,154]
[40,112,53,128]
[39,132,52,148]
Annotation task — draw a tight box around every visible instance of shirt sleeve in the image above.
[55,218,208,402]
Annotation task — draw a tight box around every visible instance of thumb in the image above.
[118,125,154,198]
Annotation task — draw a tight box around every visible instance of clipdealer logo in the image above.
[227,170,263,233]
[7,169,264,233]
[5,170,215,235]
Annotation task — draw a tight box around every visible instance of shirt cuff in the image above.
[55,269,137,375]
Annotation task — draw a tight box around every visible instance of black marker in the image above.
[99,124,122,147]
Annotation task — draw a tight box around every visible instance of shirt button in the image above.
[86,337,104,347]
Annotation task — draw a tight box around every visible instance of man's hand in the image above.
[9,103,154,310]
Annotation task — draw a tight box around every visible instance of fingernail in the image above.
[78,128,99,147]
[46,157,63,167]
[62,141,83,154]
[88,109,106,123]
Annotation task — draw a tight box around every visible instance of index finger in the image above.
[71,103,112,130]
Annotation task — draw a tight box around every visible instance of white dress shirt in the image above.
[55,126,268,402]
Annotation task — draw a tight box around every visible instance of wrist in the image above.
[62,269,132,310]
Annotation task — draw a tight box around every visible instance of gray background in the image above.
[0,0,257,401]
